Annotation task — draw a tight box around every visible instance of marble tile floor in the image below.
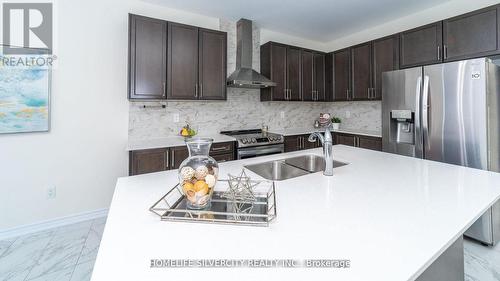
[0,217,106,281]
[0,216,499,281]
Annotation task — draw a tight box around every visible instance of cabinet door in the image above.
[443,7,499,61]
[284,136,301,152]
[287,47,302,101]
[303,135,320,149]
[351,42,372,100]
[170,146,189,170]
[129,148,169,175]
[199,29,227,100]
[167,23,199,100]
[314,53,326,101]
[325,53,334,101]
[372,36,399,100]
[270,44,288,101]
[301,50,314,101]
[333,49,351,101]
[335,134,356,146]
[211,153,234,163]
[358,136,382,151]
[400,22,443,68]
[128,15,167,100]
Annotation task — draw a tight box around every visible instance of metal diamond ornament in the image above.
[222,169,260,202]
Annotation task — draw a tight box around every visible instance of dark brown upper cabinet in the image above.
[287,47,302,101]
[301,50,326,101]
[333,48,351,101]
[443,6,500,61]
[128,14,226,101]
[400,22,443,68]
[351,42,372,100]
[198,28,227,100]
[128,14,167,100]
[325,53,334,101]
[261,43,287,101]
[167,23,199,100]
[261,42,325,102]
[314,53,326,101]
[301,50,314,101]
[372,35,399,100]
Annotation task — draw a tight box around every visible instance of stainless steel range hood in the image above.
[227,19,276,89]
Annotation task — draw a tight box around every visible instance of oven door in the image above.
[237,144,284,159]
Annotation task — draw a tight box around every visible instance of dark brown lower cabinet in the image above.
[284,134,321,152]
[358,135,382,151]
[129,141,235,175]
[129,148,169,176]
[335,133,356,146]
[211,153,234,163]
[334,133,382,151]
[170,146,189,169]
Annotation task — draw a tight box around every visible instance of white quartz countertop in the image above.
[127,134,236,151]
[271,127,382,138]
[92,146,500,281]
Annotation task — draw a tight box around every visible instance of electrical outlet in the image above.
[173,113,179,123]
[47,186,56,199]
[345,111,351,118]
[280,111,285,119]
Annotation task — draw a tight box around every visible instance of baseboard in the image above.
[0,208,109,240]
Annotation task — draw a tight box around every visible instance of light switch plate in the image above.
[173,113,179,123]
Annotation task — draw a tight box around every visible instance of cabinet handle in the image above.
[443,45,448,60]
[200,83,203,98]
[296,137,301,149]
[437,46,441,61]
[195,84,198,98]
[289,89,292,100]
[284,89,288,100]
[171,150,175,168]
[162,82,166,98]
[346,89,349,100]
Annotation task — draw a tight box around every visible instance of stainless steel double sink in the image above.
[244,154,348,181]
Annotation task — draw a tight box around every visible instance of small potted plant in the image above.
[331,117,341,130]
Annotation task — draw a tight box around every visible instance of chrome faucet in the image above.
[308,124,334,176]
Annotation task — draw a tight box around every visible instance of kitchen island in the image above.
[91,145,500,281]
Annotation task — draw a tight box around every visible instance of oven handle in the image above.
[237,144,284,159]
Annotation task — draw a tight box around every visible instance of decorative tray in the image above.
[149,179,277,227]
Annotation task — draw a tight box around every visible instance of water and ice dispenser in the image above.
[389,110,414,144]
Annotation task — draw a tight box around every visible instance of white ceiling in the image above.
[144,0,451,42]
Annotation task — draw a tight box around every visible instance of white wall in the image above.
[326,0,500,51]
[0,0,221,230]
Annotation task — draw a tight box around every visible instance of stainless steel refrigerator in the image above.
[382,57,500,245]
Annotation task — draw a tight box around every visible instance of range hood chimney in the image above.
[226,19,276,89]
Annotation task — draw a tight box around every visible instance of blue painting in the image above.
[0,67,50,134]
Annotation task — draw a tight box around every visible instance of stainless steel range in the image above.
[220,129,284,159]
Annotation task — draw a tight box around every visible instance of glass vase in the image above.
[178,138,218,209]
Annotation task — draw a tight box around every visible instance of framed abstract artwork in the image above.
[0,46,51,134]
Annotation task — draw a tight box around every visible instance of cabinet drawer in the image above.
[210,142,234,154]
[211,153,234,163]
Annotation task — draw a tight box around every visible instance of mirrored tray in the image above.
[149,179,277,227]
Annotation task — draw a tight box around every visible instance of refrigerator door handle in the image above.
[415,76,423,157]
[422,75,430,151]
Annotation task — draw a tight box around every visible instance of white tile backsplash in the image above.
[128,19,381,141]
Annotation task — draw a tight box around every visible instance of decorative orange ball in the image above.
[194,180,209,195]
[182,182,195,194]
